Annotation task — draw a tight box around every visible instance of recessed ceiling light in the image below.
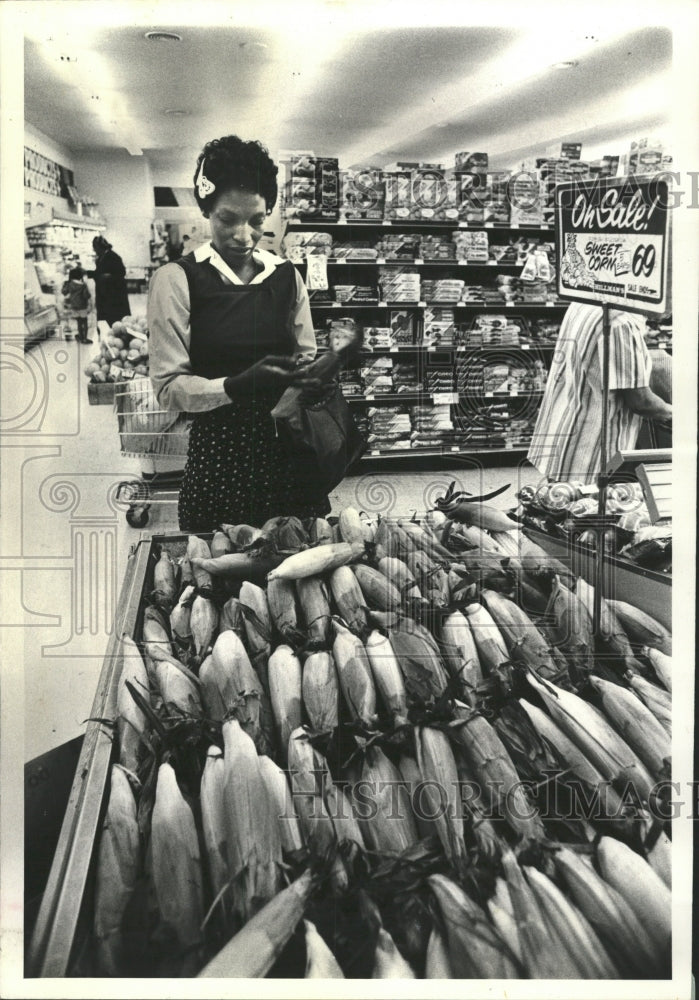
[164,109,189,116]
[239,41,268,51]
[552,60,578,69]
[144,30,182,43]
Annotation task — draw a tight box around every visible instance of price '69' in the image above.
[632,243,657,277]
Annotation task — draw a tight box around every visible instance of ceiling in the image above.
[24,5,673,181]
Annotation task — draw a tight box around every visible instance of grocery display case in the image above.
[27,533,177,977]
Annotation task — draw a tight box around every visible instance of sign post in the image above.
[555,175,670,639]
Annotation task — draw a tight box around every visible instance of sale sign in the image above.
[555,176,670,313]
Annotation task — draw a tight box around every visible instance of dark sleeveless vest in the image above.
[176,253,298,381]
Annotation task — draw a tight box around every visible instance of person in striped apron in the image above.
[527,301,672,484]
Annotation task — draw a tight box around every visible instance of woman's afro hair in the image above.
[193,135,278,214]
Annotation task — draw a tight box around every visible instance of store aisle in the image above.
[21,292,537,761]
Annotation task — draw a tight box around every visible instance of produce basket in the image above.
[27,511,673,981]
[113,380,192,528]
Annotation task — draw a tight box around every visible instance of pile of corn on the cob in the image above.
[91,505,672,979]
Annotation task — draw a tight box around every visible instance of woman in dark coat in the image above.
[86,235,131,326]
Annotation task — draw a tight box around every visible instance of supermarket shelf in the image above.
[319,344,557,355]
[300,258,527,268]
[359,445,530,460]
[345,391,543,406]
[25,209,105,230]
[285,219,554,231]
[309,301,566,310]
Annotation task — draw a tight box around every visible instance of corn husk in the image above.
[190,594,218,664]
[268,644,303,762]
[304,919,344,977]
[354,564,403,612]
[200,630,272,754]
[596,836,672,944]
[200,747,231,917]
[525,671,656,803]
[365,630,409,727]
[268,541,365,581]
[151,762,205,952]
[302,650,340,733]
[388,626,449,704]
[462,602,509,674]
[332,620,378,728]
[117,636,150,773]
[428,873,520,978]
[589,675,671,777]
[609,600,672,656]
[328,565,371,638]
[221,720,282,924]
[258,754,305,854]
[152,549,177,611]
[554,846,666,976]
[357,746,418,853]
[198,870,313,978]
[440,610,482,702]
[239,581,273,691]
[169,584,195,645]
[218,597,247,642]
[187,535,213,590]
[415,727,466,869]
[372,927,415,978]
[296,576,333,650]
[451,706,546,842]
[93,765,141,975]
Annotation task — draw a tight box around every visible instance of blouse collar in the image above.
[193,242,282,285]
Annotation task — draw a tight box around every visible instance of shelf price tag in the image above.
[451,446,461,452]
[414,258,424,265]
[371,449,381,456]
[433,393,459,405]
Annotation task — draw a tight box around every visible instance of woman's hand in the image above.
[224,355,324,398]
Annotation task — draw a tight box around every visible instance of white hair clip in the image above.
[195,159,216,199]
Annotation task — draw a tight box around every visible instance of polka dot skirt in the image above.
[178,396,331,532]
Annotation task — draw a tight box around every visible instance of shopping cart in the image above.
[114,378,192,527]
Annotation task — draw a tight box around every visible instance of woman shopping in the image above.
[148,134,332,532]
[86,235,131,328]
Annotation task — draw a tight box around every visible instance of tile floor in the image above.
[15,294,541,761]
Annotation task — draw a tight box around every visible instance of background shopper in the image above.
[61,266,92,344]
[527,301,672,483]
[85,235,131,328]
